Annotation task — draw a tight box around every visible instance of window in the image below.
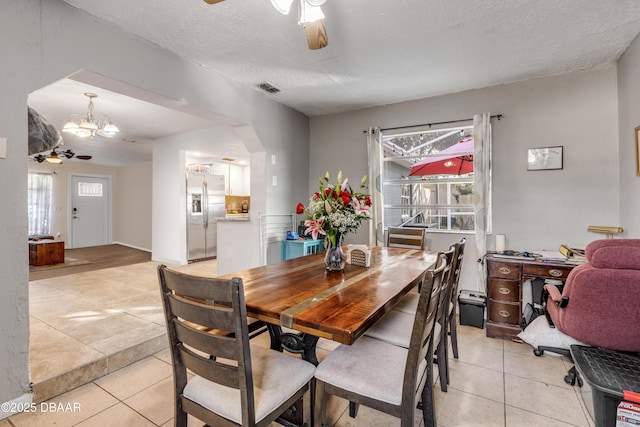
[77,182,103,197]
[381,125,478,232]
[27,172,53,236]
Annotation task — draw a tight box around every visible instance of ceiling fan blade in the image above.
[34,154,46,163]
[76,155,92,160]
[304,19,328,50]
[202,0,225,4]
[62,149,75,159]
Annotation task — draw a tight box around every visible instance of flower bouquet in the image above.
[296,171,371,270]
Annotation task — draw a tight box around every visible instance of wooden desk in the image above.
[485,253,576,339]
[219,246,437,364]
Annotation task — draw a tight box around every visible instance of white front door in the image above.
[70,175,111,248]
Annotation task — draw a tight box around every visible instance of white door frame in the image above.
[68,173,113,249]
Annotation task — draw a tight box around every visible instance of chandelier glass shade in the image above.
[62,92,120,138]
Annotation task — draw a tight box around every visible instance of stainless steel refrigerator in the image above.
[186,172,225,261]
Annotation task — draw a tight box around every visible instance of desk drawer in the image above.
[488,262,521,280]
[523,264,572,280]
[487,300,520,326]
[488,279,519,303]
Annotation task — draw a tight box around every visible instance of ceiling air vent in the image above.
[257,82,280,94]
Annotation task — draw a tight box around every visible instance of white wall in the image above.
[310,66,621,293]
[0,0,308,411]
[617,34,640,237]
[113,162,152,251]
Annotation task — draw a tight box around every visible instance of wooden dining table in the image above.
[218,246,438,365]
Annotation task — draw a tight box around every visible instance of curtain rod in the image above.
[362,114,503,133]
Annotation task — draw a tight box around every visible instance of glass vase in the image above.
[324,234,346,271]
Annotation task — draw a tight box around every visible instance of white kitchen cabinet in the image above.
[212,162,249,195]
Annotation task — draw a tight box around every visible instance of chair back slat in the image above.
[174,319,238,361]
[415,259,446,363]
[387,227,426,250]
[178,344,240,389]
[449,238,466,305]
[168,294,237,332]
[435,248,455,326]
[161,267,234,302]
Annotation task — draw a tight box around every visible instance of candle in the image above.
[495,234,506,253]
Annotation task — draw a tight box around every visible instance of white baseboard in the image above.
[111,241,151,253]
[1,393,33,420]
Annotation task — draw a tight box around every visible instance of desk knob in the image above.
[499,267,511,275]
[549,269,562,277]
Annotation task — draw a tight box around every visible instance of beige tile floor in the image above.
[7,261,595,426]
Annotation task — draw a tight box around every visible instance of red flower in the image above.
[340,191,351,205]
[296,203,305,214]
[364,196,372,206]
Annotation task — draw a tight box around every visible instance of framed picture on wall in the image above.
[635,126,640,176]
[527,146,563,171]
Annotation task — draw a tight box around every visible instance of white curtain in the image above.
[367,127,384,246]
[28,172,53,236]
[472,113,492,293]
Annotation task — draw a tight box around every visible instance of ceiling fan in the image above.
[33,148,92,164]
[203,0,329,50]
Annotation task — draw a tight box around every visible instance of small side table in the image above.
[281,239,324,261]
[29,240,65,266]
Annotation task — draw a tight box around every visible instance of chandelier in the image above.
[61,92,120,138]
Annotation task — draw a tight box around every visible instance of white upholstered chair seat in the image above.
[314,336,427,406]
[365,310,413,348]
[183,344,315,425]
[365,309,442,350]
[393,291,420,314]
[394,292,454,318]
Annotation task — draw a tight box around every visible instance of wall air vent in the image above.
[257,82,280,94]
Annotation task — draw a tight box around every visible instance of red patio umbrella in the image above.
[409,137,474,176]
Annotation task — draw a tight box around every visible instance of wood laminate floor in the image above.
[29,244,152,281]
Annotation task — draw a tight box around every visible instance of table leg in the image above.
[266,324,320,426]
[266,324,320,366]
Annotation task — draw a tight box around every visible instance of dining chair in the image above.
[387,227,426,250]
[363,246,456,393]
[447,238,466,361]
[157,265,316,427]
[314,258,447,427]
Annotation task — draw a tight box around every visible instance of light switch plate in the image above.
[0,137,6,159]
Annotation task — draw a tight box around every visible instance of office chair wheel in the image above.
[534,349,543,357]
[564,366,579,386]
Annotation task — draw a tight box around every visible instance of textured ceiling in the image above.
[61,0,640,116]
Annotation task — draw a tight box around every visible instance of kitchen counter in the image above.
[218,214,250,221]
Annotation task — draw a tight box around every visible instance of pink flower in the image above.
[304,218,327,240]
[353,197,371,217]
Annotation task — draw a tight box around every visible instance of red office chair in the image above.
[544,239,640,353]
